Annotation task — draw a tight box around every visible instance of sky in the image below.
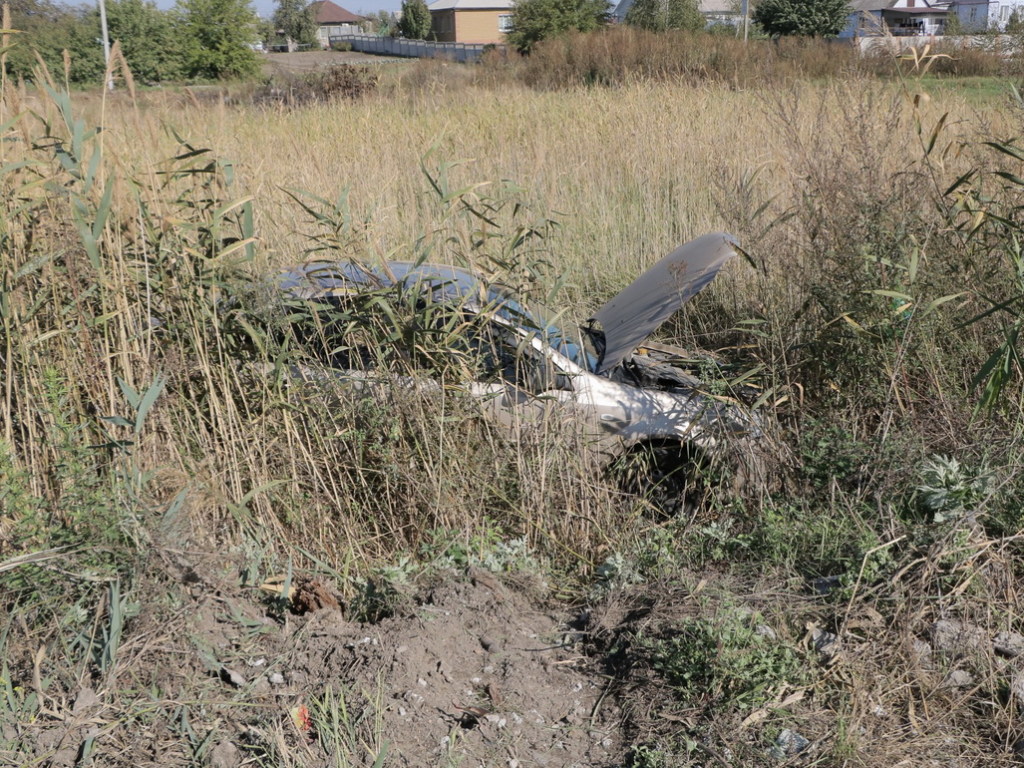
[152,0,399,24]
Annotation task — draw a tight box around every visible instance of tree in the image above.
[366,10,396,35]
[103,0,183,82]
[3,0,104,84]
[174,0,261,79]
[1006,8,1024,33]
[398,0,431,39]
[943,11,963,35]
[273,0,317,47]
[625,0,703,32]
[506,0,609,53]
[751,0,850,36]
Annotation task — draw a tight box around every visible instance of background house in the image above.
[700,0,743,26]
[310,0,363,47]
[949,0,1024,29]
[428,0,515,43]
[840,0,949,36]
[841,0,1024,34]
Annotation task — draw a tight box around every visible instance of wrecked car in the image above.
[275,232,763,508]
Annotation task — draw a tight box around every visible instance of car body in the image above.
[276,232,762,500]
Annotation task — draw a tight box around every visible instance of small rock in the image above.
[911,638,933,664]
[756,624,778,641]
[484,713,507,728]
[931,620,986,656]
[812,575,843,596]
[995,631,1024,658]
[941,669,975,689]
[292,578,341,614]
[72,687,100,714]
[268,672,285,685]
[220,667,246,688]
[209,740,240,768]
[251,676,271,697]
[812,628,839,659]
[770,729,810,760]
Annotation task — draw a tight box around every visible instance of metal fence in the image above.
[329,34,501,63]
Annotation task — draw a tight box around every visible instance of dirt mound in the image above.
[277,573,621,766]
[148,565,624,768]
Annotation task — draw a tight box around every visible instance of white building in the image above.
[840,0,950,37]
[950,0,1024,29]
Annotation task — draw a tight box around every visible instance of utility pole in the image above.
[741,0,749,41]
[98,0,113,90]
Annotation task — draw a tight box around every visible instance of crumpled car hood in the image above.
[588,232,738,374]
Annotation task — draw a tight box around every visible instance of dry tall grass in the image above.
[3,60,1018,579]
[88,75,995,283]
[5,59,1024,766]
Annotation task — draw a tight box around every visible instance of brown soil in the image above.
[278,576,622,767]
[16,555,622,768]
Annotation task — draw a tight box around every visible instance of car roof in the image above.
[278,260,494,308]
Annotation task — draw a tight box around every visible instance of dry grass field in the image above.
[5,43,1024,766]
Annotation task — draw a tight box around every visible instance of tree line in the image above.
[3,0,267,83]
[3,0,854,87]
[505,0,852,54]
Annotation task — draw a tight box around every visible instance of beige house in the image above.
[428,0,515,43]
[310,0,363,47]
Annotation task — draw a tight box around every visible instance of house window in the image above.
[498,13,513,32]
[1002,4,1011,19]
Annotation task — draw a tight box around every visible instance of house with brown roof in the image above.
[310,0,363,47]
[428,0,515,43]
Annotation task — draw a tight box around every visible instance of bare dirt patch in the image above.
[262,50,402,76]
[276,574,622,766]
[9,556,624,768]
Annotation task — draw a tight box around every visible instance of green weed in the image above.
[642,608,806,711]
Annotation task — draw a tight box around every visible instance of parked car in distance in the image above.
[275,232,762,510]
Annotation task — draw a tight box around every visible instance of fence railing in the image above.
[855,33,1023,54]
[329,34,502,63]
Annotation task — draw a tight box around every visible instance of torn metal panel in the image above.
[589,232,738,374]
